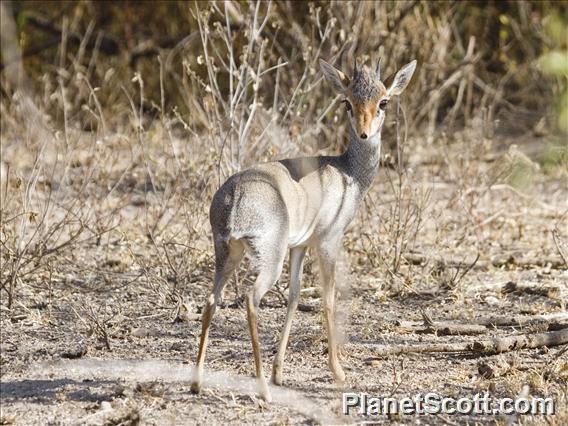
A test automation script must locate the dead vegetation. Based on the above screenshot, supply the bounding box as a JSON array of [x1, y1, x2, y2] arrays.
[[1, 1, 567, 424]]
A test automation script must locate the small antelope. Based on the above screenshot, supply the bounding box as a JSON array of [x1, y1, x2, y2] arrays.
[[191, 57, 417, 402]]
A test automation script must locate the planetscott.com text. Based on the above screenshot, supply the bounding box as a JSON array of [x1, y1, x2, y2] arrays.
[[342, 392, 555, 416]]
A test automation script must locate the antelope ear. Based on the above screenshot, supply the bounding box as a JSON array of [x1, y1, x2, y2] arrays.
[[387, 60, 417, 96], [319, 59, 350, 93]]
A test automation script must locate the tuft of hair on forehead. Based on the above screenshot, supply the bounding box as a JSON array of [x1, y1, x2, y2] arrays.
[[350, 65, 386, 102]]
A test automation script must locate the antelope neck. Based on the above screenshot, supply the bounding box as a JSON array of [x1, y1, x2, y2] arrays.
[[343, 126, 382, 191]]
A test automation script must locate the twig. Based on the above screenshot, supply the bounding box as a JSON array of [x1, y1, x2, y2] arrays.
[[24, 14, 118, 55], [552, 211, 568, 267]]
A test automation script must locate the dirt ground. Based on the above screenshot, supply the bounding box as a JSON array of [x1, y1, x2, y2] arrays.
[[1, 132, 567, 425]]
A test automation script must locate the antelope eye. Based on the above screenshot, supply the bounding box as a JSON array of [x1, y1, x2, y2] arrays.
[[379, 99, 388, 111], [342, 99, 353, 114]]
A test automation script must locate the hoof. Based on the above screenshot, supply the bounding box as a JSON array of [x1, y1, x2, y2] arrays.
[[333, 368, 346, 383], [259, 378, 272, 403], [271, 371, 283, 386], [190, 381, 201, 394]]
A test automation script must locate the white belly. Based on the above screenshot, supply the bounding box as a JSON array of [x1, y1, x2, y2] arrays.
[[284, 171, 360, 248]]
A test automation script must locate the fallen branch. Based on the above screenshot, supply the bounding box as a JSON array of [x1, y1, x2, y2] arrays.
[[417, 322, 487, 336], [364, 329, 568, 360], [501, 281, 563, 298], [547, 322, 568, 331], [416, 311, 487, 335], [394, 318, 487, 336], [471, 329, 568, 354], [364, 342, 472, 360], [404, 252, 566, 270], [393, 312, 568, 335], [495, 256, 565, 268]]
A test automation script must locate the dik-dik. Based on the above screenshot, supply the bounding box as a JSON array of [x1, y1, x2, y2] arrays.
[[191, 57, 417, 402]]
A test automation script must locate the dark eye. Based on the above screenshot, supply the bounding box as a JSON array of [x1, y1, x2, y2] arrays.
[[379, 99, 388, 111], [342, 99, 353, 114]]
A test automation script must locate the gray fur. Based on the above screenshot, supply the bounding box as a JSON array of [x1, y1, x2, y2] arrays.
[[351, 65, 381, 102]]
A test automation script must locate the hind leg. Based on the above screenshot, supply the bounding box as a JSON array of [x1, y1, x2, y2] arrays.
[[271, 246, 307, 385], [246, 238, 287, 402], [191, 238, 244, 394]]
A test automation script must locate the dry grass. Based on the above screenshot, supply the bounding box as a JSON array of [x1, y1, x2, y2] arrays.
[[1, 1, 567, 424]]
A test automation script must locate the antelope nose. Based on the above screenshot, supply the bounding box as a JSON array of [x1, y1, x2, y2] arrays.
[[360, 133, 368, 139]]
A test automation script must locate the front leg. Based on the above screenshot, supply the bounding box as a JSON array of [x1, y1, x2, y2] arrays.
[[317, 243, 346, 383]]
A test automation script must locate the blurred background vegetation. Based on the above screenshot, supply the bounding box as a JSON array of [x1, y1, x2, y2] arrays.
[[2, 1, 567, 146]]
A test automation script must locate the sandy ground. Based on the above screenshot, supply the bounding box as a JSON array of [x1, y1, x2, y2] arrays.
[[1, 135, 567, 425]]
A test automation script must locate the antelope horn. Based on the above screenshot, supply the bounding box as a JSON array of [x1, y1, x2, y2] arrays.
[[376, 57, 383, 80], [353, 57, 360, 78]]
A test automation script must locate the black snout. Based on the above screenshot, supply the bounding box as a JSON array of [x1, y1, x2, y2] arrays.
[[360, 133, 368, 139]]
